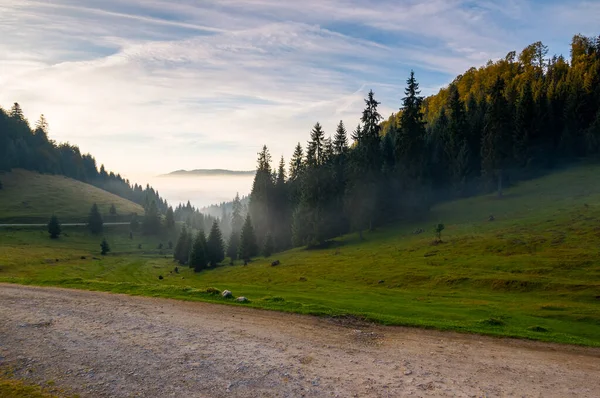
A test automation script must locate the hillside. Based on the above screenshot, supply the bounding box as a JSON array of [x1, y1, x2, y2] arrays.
[[164, 169, 255, 176], [0, 169, 144, 223], [1, 163, 600, 345]]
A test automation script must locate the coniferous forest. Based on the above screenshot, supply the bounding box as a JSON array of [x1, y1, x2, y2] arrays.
[[0, 106, 167, 213], [2, 35, 600, 261], [244, 35, 600, 253]]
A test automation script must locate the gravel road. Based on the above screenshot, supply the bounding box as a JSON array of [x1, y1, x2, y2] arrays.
[[1, 284, 599, 397]]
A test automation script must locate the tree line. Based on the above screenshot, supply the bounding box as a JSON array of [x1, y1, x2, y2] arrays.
[[236, 34, 600, 255], [0, 107, 167, 214]]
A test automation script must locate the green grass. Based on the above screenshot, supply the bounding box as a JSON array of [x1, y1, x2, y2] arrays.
[[1, 164, 600, 346], [0, 368, 72, 398], [0, 169, 144, 223]]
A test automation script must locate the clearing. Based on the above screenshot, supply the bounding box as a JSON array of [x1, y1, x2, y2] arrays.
[[1, 284, 599, 397], [1, 164, 600, 345]]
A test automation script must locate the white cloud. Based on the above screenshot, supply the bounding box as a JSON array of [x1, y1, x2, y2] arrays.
[[0, 0, 593, 180]]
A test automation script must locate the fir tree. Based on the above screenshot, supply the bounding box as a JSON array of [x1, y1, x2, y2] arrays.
[[100, 238, 110, 255], [165, 206, 175, 229], [397, 70, 426, 181], [238, 214, 258, 262], [174, 226, 192, 265], [289, 143, 305, 182], [130, 213, 139, 231], [207, 220, 225, 266], [230, 193, 244, 233], [263, 233, 274, 257], [188, 231, 207, 272], [88, 203, 103, 235], [142, 200, 161, 235], [481, 77, 512, 197], [47, 214, 61, 239], [333, 120, 349, 156], [227, 230, 240, 262]]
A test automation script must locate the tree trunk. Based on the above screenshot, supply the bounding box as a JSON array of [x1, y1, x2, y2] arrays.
[[358, 229, 363, 241], [497, 169, 503, 198]]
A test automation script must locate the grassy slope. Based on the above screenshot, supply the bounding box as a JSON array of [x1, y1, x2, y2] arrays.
[[1, 164, 600, 346], [0, 169, 144, 223]]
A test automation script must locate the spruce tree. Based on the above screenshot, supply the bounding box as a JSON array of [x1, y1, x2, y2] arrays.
[[481, 77, 512, 197], [248, 145, 274, 247], [189, 231, 207, 272], [227, 230, 240, 262], [130, 213, 139, 231], [238, 214, 258, 262], [47, 214, 61, 239], [142, 200, 161, 235], [100, 238, 110, 255], [88, 203, 103, 235], [396, 70, 426, 181], [333, 120, 349, 156], [174, 226, 191, 265], [263, 233, 274, 257], [165, 206, 175, 229], [207, 220, 225, 266], [230, 193, 244, 233]]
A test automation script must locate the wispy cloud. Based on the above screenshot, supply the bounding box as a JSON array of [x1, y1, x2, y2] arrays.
[[0, 0, 592, 177]]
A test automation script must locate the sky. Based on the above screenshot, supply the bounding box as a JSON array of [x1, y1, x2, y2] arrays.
[[1, 0, 599, 181]]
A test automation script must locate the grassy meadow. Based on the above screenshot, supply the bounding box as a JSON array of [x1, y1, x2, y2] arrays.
[[0, 169, 143, 223], [1, 164, 600, 346]]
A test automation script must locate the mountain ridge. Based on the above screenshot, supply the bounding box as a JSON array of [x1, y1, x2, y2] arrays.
[[162, 169, 255, 177]]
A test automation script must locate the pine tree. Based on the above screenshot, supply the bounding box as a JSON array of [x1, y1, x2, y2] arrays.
[[88, 203, 103, 235], [207, 220, 225, 266], [238, 214, 258, 262], [230, 193, 244, 233], [514, 80, 536, 165], [174, 226, 191, 265], [333, 120, 349, 156], [109, 204, 117, 216], [227, 230, 240, 262], [482, 77, 512, 197], [130, 213, 139, 231], [444, 84, 470, 191], [248, 145, 274, 247], [142, 200, 161, 235], [47, 214, 61, 239], [189, 231, 207, 272], [397, 70, 426, 182], [100, 238, 110, 255], [289, 143, 305, 182], [263, 233, 274, 257], [165, 206, 175, 229]]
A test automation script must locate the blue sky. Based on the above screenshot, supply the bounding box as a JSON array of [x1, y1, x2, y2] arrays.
[[1, 0, 598, 180]]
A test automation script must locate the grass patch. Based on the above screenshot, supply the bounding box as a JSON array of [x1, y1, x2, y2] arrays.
[[0, 169, 143, 223]]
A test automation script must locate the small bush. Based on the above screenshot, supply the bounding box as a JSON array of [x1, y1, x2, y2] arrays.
[[528, 325, 549, 333], [478, 317, 505, 327], [205, 287, 221, 295], [263, 296, 285, 303]]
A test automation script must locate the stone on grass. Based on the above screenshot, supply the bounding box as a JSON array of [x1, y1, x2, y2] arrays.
[[222, 290, 233, 298], [236, 297, 249, 303]]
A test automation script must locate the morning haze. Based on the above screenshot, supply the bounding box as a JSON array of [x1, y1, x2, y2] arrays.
[[0, 0, 599, 397]]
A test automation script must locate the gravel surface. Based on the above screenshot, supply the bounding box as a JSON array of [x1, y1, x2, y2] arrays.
[[1, 284, 599, 397]]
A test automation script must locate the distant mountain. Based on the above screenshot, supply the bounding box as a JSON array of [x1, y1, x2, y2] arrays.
[[163, 169, 255, 177]]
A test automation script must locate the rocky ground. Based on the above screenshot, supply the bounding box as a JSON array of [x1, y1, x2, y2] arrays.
[[1, 284, 599, 397]]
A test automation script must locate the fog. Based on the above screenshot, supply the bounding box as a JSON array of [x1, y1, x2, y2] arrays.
[[136, 174, 255, 210]]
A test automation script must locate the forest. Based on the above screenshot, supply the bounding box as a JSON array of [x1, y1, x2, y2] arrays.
[[0, 106, 167, 214], [2, 34, 599, 263], [241, 34, 600, 254]]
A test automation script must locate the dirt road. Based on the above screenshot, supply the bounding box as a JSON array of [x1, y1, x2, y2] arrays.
[[1, 284, 599, 397]]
